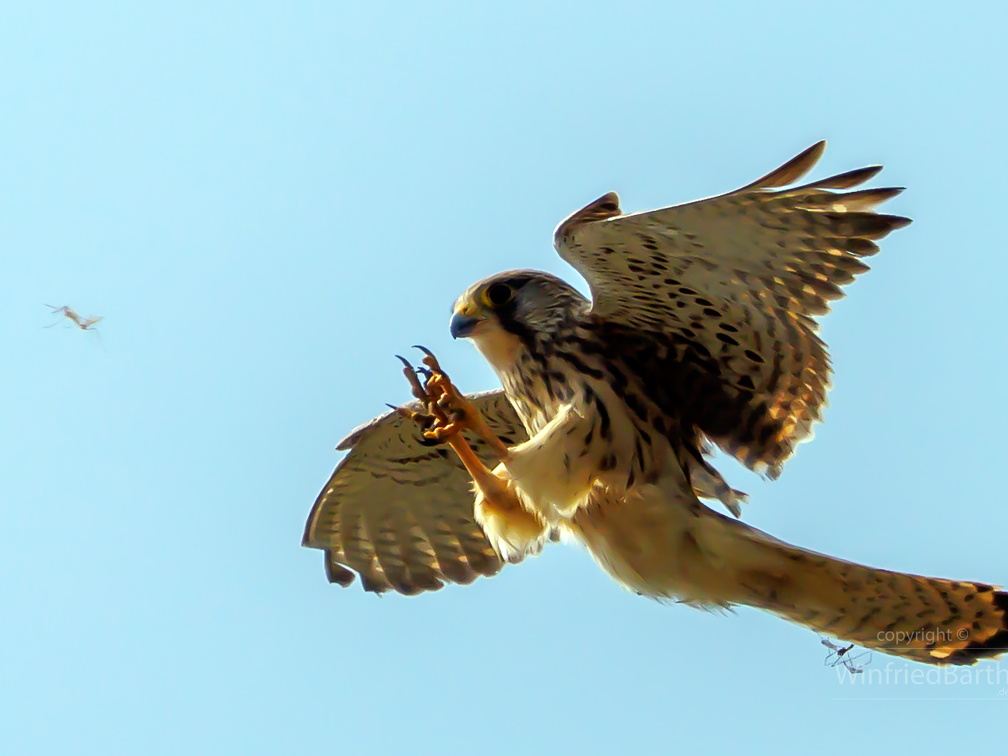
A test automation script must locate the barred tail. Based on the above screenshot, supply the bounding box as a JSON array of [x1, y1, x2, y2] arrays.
[[569, 486, 1007, 665]]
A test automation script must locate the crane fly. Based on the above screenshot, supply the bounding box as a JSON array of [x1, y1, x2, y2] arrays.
[[820, 637, 871, 675], [45, 304, 103, 331]]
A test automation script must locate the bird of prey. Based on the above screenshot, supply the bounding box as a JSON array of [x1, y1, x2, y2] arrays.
[[304, 142, 1007, 666]]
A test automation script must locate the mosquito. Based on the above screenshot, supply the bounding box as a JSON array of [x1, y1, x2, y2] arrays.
[[821, 638, 871, 675]]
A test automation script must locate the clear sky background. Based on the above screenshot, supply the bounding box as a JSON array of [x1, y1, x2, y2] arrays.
[[3, 2, 1007, 754]]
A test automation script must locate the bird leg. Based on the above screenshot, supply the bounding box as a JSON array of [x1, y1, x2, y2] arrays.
[[410, 346, 511, 461], [392, 349, 531, 526]]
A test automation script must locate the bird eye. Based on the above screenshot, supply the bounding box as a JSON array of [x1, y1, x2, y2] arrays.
[[483, 283, 514, 307]]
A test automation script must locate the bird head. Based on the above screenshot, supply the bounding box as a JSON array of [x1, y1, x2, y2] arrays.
[[450, 270, 588, 369]]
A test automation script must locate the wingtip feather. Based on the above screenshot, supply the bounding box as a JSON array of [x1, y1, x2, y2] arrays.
[[738, 140, 827, 192], [324, 554, 358, 588]]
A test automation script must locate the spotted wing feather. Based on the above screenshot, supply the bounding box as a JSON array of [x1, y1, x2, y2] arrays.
[[303, 390, 528, 594], [555, 141, 911, 477]]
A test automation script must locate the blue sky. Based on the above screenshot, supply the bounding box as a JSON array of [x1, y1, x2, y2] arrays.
[[3, 2, 1007, 753]]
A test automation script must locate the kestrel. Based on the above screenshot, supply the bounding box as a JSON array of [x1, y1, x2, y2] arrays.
[[304, 142, 1007, 665]]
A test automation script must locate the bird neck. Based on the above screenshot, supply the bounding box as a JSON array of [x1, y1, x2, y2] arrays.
[[492, 328, 583, 435]]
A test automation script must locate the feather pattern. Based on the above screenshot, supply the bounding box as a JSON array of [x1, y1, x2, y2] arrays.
[[554, 141, 911, 476], [304, 391, 526, 594]]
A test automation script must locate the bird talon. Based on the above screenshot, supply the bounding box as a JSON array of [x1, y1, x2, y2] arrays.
[[416, 434, 448, 447], [395, 355, 431, 404], [395, 349, 465, 441], [393, 346, 509, 461], [423, 420, 464, 440], [387, 402, 434, 428], [413, 345, 445, 375]]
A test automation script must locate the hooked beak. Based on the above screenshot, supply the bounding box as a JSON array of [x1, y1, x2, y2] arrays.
[[449, 311, 480, 339]]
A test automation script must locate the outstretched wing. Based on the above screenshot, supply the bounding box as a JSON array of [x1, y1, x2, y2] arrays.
[[303, 390, 528, 595], [554, 141, 911, 477]]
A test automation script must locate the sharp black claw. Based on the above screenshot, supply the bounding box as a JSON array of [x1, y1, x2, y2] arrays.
[[385, 403, 400, 412], [412, 344, 434, 358], [395, 355, 413, 369]]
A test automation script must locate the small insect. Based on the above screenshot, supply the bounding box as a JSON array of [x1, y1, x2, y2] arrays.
[[45, 304, 103, 331], [821, 637, 871, 675]]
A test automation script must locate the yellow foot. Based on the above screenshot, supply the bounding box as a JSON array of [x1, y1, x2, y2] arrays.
[[393, 346, 511, 459], [390, 347, 525, 525]]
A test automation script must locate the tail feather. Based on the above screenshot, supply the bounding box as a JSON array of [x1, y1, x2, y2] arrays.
[[568, 485, 1007, 666], [731, 533, 1008, 665]]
